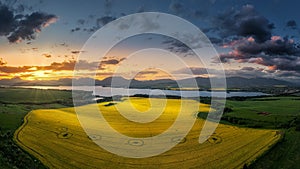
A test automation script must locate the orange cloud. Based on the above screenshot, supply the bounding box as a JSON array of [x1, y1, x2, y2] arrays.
[[0, 66, 33, 73], [0, 58, 7, 66], [42, 53, 52, 58]]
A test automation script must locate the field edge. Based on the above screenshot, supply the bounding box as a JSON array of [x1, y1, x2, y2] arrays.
[[13, 111, 51, 169]]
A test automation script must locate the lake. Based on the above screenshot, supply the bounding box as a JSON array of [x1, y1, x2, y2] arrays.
[[15, 86, 270, 98]]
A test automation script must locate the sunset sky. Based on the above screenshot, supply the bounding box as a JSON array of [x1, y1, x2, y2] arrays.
[[0, 0, 299, 83]]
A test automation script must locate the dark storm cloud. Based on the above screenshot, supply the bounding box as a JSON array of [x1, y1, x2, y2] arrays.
[[0, 5, 15, 36], [0, 3, 57, 43], [208, 37, 223, 44], [276, 71, 300, 78], [211, 5, 274, 43], [238, 37, 300, 56], [286, 20, 297, 29], [220, 36, 300, 72]]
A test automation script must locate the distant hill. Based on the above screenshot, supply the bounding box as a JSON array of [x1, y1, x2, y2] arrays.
[[0, 76, 298, 89], [225, 77, 296, 88]]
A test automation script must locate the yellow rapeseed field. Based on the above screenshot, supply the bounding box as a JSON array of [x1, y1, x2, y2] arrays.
[[14, 97, 281, 169]]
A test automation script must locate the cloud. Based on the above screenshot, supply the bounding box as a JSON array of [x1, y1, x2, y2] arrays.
[[101, 59, 119, 65], [71, 27, 80, 32], [163, 38, 191, 54], [162, 35, 206, 57], [210, 5, 274, 43], [0, 4, 57, 43], [225, 67, 268, 78], [42, 60, 75, 71], [60, 42, 68, 47], [240, 66, 255, 71], [286, 20, 297, 29], [8, 12, 58, 43], [220, 36, 300, 72], [137, 70, 159, 75], [0, 60, 101, 73], [0, 5, 15, 36], [0, 65, 32, 73], [173, 67, 208, 75], [0, 58, 7, 66], [276, 70, 300, 78], [169, 2, 184, 15], [208, 37, 223, 44], [96, 16, 116, 27], [73, 60, 99, 70], [100, 57, 126, 66], [77, 19, 85, 25], [39, 60, 101, 71], [42, 53, 51, 58], [71, 50, 84, 54]]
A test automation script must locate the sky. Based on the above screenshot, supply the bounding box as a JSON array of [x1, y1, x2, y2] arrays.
[[0, 0, 299, 83]]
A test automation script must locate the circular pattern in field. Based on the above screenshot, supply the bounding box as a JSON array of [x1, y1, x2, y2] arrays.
[[208, 135, 222, 144], [89, 134, 101, 141], [128, 139, 144, 146], [57, 132, 73, 139], [171, 136, 187, 144]]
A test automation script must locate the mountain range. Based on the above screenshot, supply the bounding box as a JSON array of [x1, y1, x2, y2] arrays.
[[0, 76, 298, 89]]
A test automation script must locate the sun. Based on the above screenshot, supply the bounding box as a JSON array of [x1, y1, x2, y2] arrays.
[[33, 71, 47, 80]]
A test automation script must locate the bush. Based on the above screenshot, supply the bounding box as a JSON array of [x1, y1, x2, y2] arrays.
[[295, 116, 300, 131], [223, 107, 233, 114]]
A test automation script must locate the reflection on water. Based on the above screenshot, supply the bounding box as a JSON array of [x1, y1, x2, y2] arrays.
[[15, 86, 270, 98]]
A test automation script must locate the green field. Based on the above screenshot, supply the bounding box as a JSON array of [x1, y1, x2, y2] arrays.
[[223, 97, 300, 129], [220, 96, 300, 168], [14, 98, 280, 169]]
